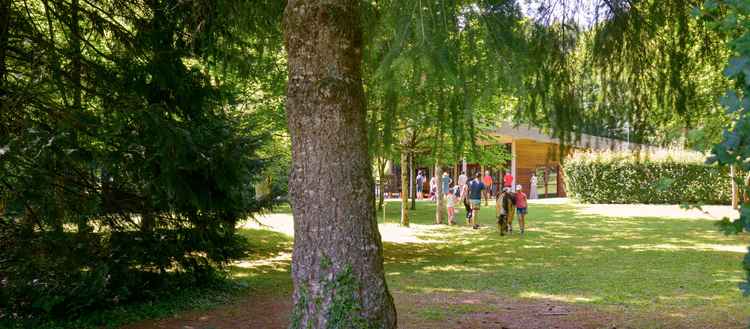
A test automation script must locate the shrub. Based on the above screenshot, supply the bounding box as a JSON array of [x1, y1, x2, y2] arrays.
[[563, 150, 731, 204]]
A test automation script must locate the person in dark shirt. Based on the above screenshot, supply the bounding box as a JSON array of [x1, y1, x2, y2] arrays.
[[416, 171, 425, 199], [495, 187, 516, 235], [468, 172, 485, 228]]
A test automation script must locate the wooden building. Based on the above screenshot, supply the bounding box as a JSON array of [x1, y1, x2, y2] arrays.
[[383, 123, 646, 198], [482, 123, 648, 198]]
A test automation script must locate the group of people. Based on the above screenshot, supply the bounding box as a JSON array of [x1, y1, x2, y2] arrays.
[[416, 170, 529, 234]]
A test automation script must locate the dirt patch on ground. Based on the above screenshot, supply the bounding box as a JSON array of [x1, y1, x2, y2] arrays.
[[395, 292, 622, 329], [120, 292, 291, 329], [120, 291, 632, 329], [121, 290, 747, 329]]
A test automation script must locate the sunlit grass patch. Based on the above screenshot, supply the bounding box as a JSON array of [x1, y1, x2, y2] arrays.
[[374, 200, 750, 325]]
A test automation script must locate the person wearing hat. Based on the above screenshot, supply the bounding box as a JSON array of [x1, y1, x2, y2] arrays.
[[515, 184, 528, 234], [441, 172, 452, 197]]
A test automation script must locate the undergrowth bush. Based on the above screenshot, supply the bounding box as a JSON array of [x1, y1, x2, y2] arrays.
[[564, 150, 731, 204]]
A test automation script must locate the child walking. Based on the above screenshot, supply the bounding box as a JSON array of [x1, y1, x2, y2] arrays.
[[447, 186, 457, 225], [515, 184, 528, 234]]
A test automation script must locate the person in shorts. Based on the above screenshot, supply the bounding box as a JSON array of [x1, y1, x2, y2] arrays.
[[460, 182, 471, 222], [468, 172, 485, 228], [515, 184, 528, 234]]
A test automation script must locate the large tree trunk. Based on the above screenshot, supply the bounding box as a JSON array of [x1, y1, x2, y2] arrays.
[[283, 1, 397, 328], [400, 149, 409, 227]]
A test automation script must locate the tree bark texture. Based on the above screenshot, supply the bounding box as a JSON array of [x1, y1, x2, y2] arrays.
[[283, 1, 397, 328], [400, 149, 409, 227]]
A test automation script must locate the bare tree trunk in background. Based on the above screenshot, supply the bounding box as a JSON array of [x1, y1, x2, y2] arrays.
[[0, 0, 8, 88], [0, 0, 9, 216], [453, 160, 458, 187], [435, 162, 445, 224], [377, 157, 386, 211], [731, 165, 739, 210], [284, 1, 397, 327], [400, 149, 409, 227], [409, 152, 416, 210], [71, 0, 90, 234]]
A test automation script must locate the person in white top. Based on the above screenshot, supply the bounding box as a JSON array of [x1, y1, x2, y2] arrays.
[[530, 173, 539, 199], [458, 171, 468, 188], [429, 175, 438, 201]]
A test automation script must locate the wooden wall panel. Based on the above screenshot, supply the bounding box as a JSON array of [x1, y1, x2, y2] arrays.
[[515, 139, 561, 196]]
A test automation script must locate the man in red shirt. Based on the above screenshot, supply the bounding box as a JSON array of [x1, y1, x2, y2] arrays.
[[503, 171, 514, 188], [482, 170, 493, 206]]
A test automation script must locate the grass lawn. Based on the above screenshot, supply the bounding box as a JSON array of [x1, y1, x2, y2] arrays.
[[235, 200, 750, 328], [374, 201, 750, 327], [24, 199, 750, 328]]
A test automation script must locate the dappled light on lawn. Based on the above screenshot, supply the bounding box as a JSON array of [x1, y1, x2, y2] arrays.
[[575, 203, 738, 220], [618, 243, 746, 253], [219, 200, 750, 328], [520, 292, 601, 303]]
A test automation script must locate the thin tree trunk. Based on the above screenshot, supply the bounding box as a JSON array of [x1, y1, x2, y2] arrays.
[[731, 165, 739, 210], [0, 0, 9, 87], [284, 1, 397, 327], [400, 149, 409, 227], [0, 0, 9, 217], [409, 151, 416, 210], [435, 162, 445, 224], [453, 160, 458, 187], [377, 157, 386, 210], [71, 0, 89, 234], [71, 0, 81, 111]]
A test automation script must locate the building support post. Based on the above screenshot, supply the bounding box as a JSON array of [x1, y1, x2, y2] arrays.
[[511, 140, 517, 188]]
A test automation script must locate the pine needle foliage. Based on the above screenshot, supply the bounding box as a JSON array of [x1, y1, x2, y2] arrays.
[[0, 0, 284, 322]]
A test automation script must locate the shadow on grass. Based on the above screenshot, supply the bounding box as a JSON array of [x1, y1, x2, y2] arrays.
[[376, 201, 749, 322]]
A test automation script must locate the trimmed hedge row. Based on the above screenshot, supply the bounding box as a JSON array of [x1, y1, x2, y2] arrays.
[[563, 154, 731, 204]]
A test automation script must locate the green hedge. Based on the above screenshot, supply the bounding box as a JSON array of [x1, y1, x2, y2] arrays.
[[563, 153, 731, 204]]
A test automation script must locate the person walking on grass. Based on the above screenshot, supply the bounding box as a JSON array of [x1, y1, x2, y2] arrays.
[[447, 186, 457, 225], [495, 187, 516, 235], [458, 171, 468, 189], [416, 171, 425, 200], [483, 170, 493, 206], [468, 172, 485, 229], [441, 172, 452, 197], [515, 184, 528, 234], [503, 170, 514, 188]]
